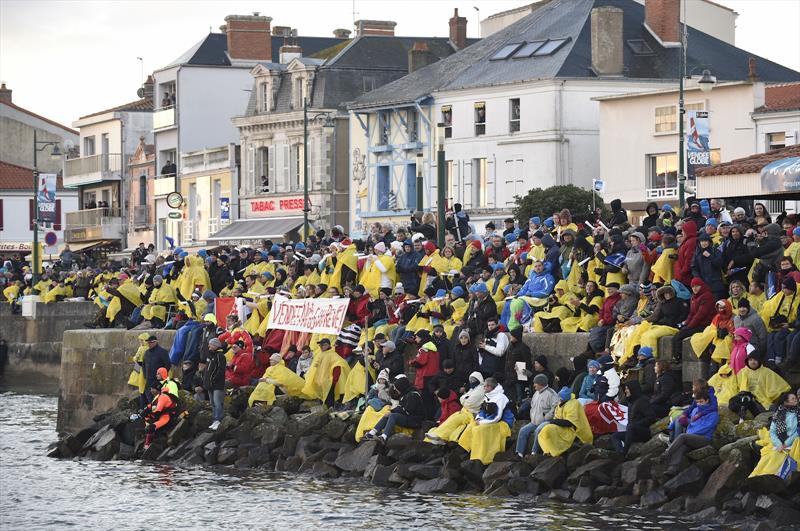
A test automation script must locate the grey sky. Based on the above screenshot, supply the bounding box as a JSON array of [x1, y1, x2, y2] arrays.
[[1, 0, 798, 128]]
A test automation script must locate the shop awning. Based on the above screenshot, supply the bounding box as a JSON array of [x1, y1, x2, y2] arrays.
[[206, 217, 304, 245], [66, 240, 115, 252]]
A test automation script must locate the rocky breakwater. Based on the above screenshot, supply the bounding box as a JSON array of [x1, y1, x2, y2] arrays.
[[49, 390, 800, 530]]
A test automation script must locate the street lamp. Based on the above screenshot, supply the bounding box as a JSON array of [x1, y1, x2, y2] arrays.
[[415, 152, 424, 211], [32, 130, 62, 285], [303, 97, 335, 241], [697, 69, 717, 93], [436, 122, 446, 248]]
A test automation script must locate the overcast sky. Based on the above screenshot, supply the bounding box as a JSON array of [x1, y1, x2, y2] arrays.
[[1, 0, 798, 128]]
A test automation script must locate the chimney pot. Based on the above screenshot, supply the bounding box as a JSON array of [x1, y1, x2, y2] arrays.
[[280, 44, 303, 64], [143, 75, 155, 98], [591, 6, 624, 76], [333, 28, 352, 39], [748, 57, 758, 81], [0, 82, 11, 104], [225, 14, 273, 61], [645, 0, 680, 45], [409, 41, 438, 73], [449, 8, 468, 50], [355, 20, 396, 37]]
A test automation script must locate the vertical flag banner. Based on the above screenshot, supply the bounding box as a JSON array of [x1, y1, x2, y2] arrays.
[[220, 198, 230, 220], [686, 111, 711, 179], [37, 173, 57, 223]]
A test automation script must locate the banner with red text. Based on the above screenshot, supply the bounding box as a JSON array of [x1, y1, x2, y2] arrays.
[[267, 295, 349, 335]]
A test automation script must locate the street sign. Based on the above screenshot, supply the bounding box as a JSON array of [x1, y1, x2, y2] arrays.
[[44, 231, 58, 246], [168, 212, 182, 219]]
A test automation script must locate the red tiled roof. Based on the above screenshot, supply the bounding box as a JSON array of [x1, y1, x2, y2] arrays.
[[0, 100, 78, 135], [697, 145, 800, 177], [756, 82, 800, 113], [78, 98, 153, 120], [0, 160, 67, 190]]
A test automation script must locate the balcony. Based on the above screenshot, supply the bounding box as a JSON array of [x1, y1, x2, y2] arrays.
[[64, 207, 125, 243], [154, 174, 176, 197], [133, 205, 150, 228], [154, 106, 175, 129], [63, 153, 122, 188], [645, 186, 678, 200]]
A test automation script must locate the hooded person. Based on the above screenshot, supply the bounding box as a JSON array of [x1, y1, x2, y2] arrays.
[[729, 327, 757, 375], [674, 220, 698, 287], [692, 233, 726, 300], [578, 360, 602, 403], [426, 371, 486, 444], [535, 387, 593, 456], [457, 377, 514, 464], [436, 387, 460, 425], [708, 363, 740, 408], [248, 353, 309, 406], [748, 391, 800, 479], [362, 242, 397, 298], [664, 388, 720, 476], [611, 381, 654, 455], [671, 277, 717, 362], [733, 298, 768, 353], [730, 351, 791, 421], [128, 332, 152, 404], [417, 241, 448, 297], [301, 338, 351, 406], [689, 299, 736, 365]]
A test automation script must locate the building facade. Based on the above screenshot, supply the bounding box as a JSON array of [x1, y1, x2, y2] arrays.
[[126, 137, 156, 247]]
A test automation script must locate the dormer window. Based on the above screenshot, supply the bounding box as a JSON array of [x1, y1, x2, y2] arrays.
[[294, 76, 307, 109], [259, 81, 271, 112]]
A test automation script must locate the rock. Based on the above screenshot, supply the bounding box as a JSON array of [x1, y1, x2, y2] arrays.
[[769, 504, 800, 526], [640, 488, 669, 509], [744, 474, 788, 495], [620, 457, 651, 485], [412, 477, 459, 494], [649, 416, 670, 436], [506, 477, 540, 496], [371, 465, 400, 487], [190, 431, 216, 450], [282, 455, 302, 472], [251, 422, 283, 448], [273, 396, 303, 415], [248, 446, 272, 467], [606, 494, 640, 507], [689, 448, 750, 509], [227, 424, 257, 445], [216, 446, 238, 465], [203, 441, 218, 465], [294, 435, 321, 461], [219, 438, 239, 448], [594, 485, 627, 498], [686, 445, 717, 461], [694, 455, 722, 475], [191, 410, 213, 435], [334, 441, 378, 473], [689, 506, 720, 521], [482, 461, 517, 484], [287, 411, 329, 437], [322, 418, 348, 440], [661, 495, 687, 513], [266, 406, 290, 428], [460, 459, 487, 486], [531, 456, 567, 490], [117, 443, 134, 460], [408, 464, 441, 480], [547, 489, 571, 501], [567, 459, 615, 486], [215, 415, 238, 436], [572, 485, 595, 503], [663, 465, 706, 498], [81, 425, 114, 452], [584, 448, 621, 463], [638, 436, 668, 458], [719, 436, 758, 465], [566, 445, 592, 471], [310, 462, 339, 478], [740, 491, 759, 514]]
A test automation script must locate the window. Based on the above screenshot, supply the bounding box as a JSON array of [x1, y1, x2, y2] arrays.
[[474, 102, 486, 137], [509, 98, 520, 133], [212, 179, 221, 220], [473, 158, 488, 207], [407, 109, 418, 142], [83, 136, 96, 156], [445, 160, 455, 201], [647, 153, 678, 192], [533, 38, 570, 56], [139, 176, 147, 206], [513, 41, 546, 59], [363, 77, 375, 92], [378, 111, 390, 145], [294, 77, 305, 109], [406, 164, 417, 210], [767, 132, 786, 151], [490, 43, 524, 61], [101, 133, 109, 155], [441, 106, 452, 138], [260, 81, 270, 112], [159, 82, 176, 108], [258, 147, 269, 192], [377, 166, 390, 210], [291, 144, 303, 191], [654, 105, 677, 133], [627, 39, 654, 55]]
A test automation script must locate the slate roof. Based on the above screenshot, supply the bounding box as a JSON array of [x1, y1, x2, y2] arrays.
[[350, 0, 799, 109], [756, 82, 800, 113], [697, 145, 800, 177], [0, 160, 67, 190], [0, 100, 78, 135], [78, 98, 153, 120], [164, 32, 345, 68]]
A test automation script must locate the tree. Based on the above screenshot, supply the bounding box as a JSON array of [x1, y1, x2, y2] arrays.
[[513, 185, 608, 225]]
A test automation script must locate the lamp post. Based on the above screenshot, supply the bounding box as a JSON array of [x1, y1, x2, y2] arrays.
[[436, 122, 446, 248], [415, 152, 424, 211], [32, 130, 62, 285]]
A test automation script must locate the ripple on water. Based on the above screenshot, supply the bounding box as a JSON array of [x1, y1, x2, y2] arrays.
[[0, 391, 714, 530]]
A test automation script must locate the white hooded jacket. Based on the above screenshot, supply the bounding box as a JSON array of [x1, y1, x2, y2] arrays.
[[460, 371, 486, 414]]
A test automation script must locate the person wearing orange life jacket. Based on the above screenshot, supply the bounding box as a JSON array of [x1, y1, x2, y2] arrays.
[[141, 367, 179, 449]]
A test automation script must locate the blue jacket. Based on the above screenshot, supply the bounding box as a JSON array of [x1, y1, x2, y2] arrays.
[[518, 262, 555, 298], [579, 373, 597, 400], [541, 235, 560, 278], [396, 250, 423, 294], [691, 245, 725, 295], [770, 410, 798, 447]]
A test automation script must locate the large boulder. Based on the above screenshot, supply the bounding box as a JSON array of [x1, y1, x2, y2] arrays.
[[620, 457, 652, 486], [743, 474, 788, 495], [412, 477, 459, 494], [663, 464, 706, 498], [640, 488, 669, 509], [567, 459, 615, 486], [287, 411, 329, 436], [531, 456, 567, 490], [334, 441, 378, 473], [687, 448, 751, 510]]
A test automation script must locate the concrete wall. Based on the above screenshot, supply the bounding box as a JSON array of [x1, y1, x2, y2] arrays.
[[58, 329, 176, 433], [0, 302, 96, 387], [0, 103, 78, 175]]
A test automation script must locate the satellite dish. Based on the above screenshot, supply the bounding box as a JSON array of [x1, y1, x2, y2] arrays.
[[137, 87, 145, 98]]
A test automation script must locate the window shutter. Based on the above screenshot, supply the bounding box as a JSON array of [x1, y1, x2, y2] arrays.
[[29, 199, 35, 230], [54, 200, 62, 231], [0, 199, 3, 231], [268, 145, 275, 185]]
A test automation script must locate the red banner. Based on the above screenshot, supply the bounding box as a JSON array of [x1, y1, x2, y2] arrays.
[[215, 297, 236, 326]]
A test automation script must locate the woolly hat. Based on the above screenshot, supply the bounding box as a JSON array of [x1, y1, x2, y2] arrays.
[[597, 354, 614, 370], [738, 298, 750, 309], [637, 346, 654, 359], [451, 285, 465, 298], [544, 217, 555, 228], [705, 218, 718, 228], [558, 387, 572, 401], [629, 231, 645, 243], [530, 216, 541, 225], [587, 360, 601, 370], [471, 282, 488, 294], [492, 263, 505, 272], [533, 374, 549, 387], [395, 282, 405, 294], [509, 327, 523, 340], [382, 340, 396, 352], [640, 282, 653, 294], [208, 338, 223, 350], [690, 278, 705, 287], [782, 277, 797, 292], [424, 241, 437, 254], [374, 242, 387, 254]]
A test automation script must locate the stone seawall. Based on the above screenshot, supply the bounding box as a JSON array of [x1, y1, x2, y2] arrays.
[[1, 302, 97, 386], [57, 329, 176, 433]]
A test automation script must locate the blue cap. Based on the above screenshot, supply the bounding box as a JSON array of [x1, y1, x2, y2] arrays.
[[793, 227, 800, 237], [295, 242, 306, 251], [531, 216, 541, 225], [505, 233, 516, 244], [451, 286, 465, 298], [638, 346, 653, 359], [174, 247, 184, 255], [662, 204, 673, 212], [705, 218, 718, 228], [544, 217, 555, 228], [198, 249, 207, 258], [404, 239, 413, 246], [471, 283, 488, 294], [434, 289, 447, 299], [588, 360, 601, 370], [259, 251, 268, 258], [261, 271, 274, 279], [179, 251, 188, 258], [520, 252, 528, 261], [558, 387, 572, 401], [271, 244, 281, 253], [492, 263, 505, 272]]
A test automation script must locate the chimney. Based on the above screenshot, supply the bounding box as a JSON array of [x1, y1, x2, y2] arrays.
[[748, 57, 759, 82], [591, 6, 624, 76], [273, 26, 292, 37], [355, 20, 396, 37], [143, 75, 155, 98], [0, 82, 11, 104], [408, 41, 438, 73], [333, 28, 352, 39], [280, 43, 303, 64], [225, 13, 272, 61], [644, 0, 680, 45], [449, 8, 468, 50]]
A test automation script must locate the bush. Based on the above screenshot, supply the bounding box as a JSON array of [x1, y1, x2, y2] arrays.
[[513, 185, 608, 225]]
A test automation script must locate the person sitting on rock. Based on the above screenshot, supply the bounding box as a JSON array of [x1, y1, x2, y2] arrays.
[[584, 376, 627, 436], [139, 376, 180, 450], [664, 388, 719, 477], [748, 391, 799, 479], [578, 360, 601, 404], [248, 353, 308, 407], [457, 377, 514, 464], [650, 360, 680, 418], [535, 386, 593, 456], [363, 375, 424, 442], [365, 369, 394, 411], [515, 374, 559, 456], [611, 381, 654, 455], [225, 340, 254, 388], [729, 351, 791, 423], [436, 387, 460, 425], [425, 372, 485, 445]]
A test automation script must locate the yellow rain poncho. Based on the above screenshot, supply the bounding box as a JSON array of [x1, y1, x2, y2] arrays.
[[458, 420, 511, 465], [343, 360, 377, 403], [361, 254, 397, 299], [141, 282, 178, 322], [651, 247, 677, 284], [748, 291, 766, 313], [537, 396, 593, 457], [354, 405, 414, 442], [43, 284, 66, 304], [560, 293, 603, 333], [760, 291, 800, 332], [708, 364, 739, 407], [486, 274, 510, 313], [748, 426, 800, 478], [244, 298, 269, 336], [179, 256, 211, 299], [322, 245, 358, 292], [244, 259, 271, 278], [785, 241, 800, 266], [426, 408, 475, 443], [126, 332, 150, 394], [106, 281, 143, 323], [417, 250, 448, 297], [736, 365, 791, 410], [248, 360, 308, 406], [690, 324, 733, 363], [3, 283, 20, 304], [301, 347, 351, 402]]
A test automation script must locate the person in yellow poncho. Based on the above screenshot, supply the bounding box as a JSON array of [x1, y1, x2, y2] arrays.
[[141, 274, 177, 327], [457, 378, 513, 465], [362, 375, 424, 442], [485, 263, 510, 314], [301, 337, 351, 406], [417, 241, 448, 297], [748, 281, 766, 313], [536, 387, 593, 456], [440, 245, 463, 286], [243, 251, 270, 278], [532, 280, 574, 333], [43, 280, 67, 303], [558, 281, 604, 333], [426, 371, 485, 444], [321, 242, 358, 293], [748, 391, 799, 479], [708, 363, 739, 407], [3, 280, 22, 305], [106, 277, 143, 326], [651, 235, 678, 284], [760, 279, 800, 333], [786, 227, 800, 265], [361, 242, 397, 299], [728, 353, 791, 422], [248, 353, 309, 407], [127, 332, 151, 406], [178, 255, 211, 299]]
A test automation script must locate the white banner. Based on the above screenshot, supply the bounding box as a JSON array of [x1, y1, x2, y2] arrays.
[[267, 295, 349, 335]]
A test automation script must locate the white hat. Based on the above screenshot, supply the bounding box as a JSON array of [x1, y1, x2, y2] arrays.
[[411, 233, 425, 242], [374, 242, 386, 254]]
